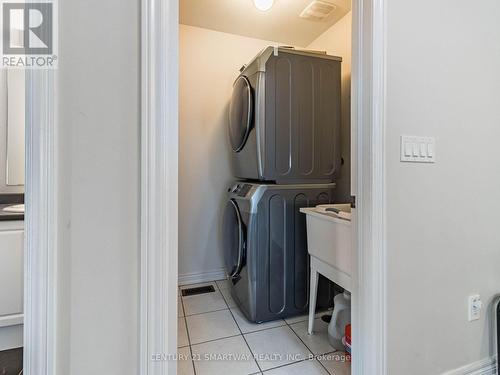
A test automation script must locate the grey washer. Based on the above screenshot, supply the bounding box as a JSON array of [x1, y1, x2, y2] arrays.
[[223, 182, 337, 323], [229, 47, 342, 184]]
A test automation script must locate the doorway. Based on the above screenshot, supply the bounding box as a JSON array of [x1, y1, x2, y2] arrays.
[[177, 2, 352, 374], [140, 0, 387, 374], [0, 68, 58, 375], [0, 68, 25, 375]]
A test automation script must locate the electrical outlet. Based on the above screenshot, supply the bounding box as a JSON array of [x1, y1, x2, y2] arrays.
[[468, 295, 482, 321]]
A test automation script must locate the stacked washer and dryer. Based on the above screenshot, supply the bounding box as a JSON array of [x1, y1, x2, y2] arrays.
[[223, 46, 343, 323]]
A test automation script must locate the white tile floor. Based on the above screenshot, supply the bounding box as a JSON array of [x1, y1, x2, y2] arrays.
[[178, 280, 351, 375]]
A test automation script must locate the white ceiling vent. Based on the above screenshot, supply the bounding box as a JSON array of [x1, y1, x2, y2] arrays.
[[299, 0, 337, 21]]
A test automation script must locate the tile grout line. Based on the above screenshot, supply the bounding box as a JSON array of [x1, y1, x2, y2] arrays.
[[220, 282, 263, 374], [180, 293, 197, 375], [228, 308, 264, 374], [183, 306, 229, 318], [219, 281, 328, 374], [225, 305, 315, 373], [283, 314, 335, 375], [255, 322, 313, 373], [316, 350, 352, 373], [180, 281, 228, 317], [260, 358, 310, 373], [261, 349, 352, 375], [227, 315, 288, 335], [284, 317, 351, 374], [190, 332, 243, 347], [179, 280, 225, 375], [181, 281, 345, 374], [188, 321, 298, 347]]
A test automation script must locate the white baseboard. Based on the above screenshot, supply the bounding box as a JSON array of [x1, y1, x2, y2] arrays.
[[442, 357, 496, 375], [178, 268, 227, 286]]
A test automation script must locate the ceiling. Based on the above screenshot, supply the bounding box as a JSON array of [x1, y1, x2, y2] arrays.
[[180, 0, 352, 47]]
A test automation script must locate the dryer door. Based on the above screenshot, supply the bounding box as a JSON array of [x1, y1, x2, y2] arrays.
[[229, 75, 253, 152], [223, 199, 246, 278]]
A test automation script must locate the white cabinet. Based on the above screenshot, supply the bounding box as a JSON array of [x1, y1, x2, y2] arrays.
[[0, 228, 23, 316], [0, 221, 24, 350]]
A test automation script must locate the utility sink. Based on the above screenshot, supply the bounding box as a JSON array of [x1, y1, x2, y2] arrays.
[[300, 204, 352, 290]]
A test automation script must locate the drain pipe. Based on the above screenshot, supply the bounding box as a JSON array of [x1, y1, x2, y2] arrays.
[[493, 295, 500, 371]]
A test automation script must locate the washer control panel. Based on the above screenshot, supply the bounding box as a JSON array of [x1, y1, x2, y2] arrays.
[[229, 183, 253, 197]]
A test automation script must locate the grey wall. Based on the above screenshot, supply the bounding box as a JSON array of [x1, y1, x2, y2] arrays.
[[307, 12, 352, 203], [179, 25, 280, 282], [57, 0, 140, 373], [385, 0, 500, 373]]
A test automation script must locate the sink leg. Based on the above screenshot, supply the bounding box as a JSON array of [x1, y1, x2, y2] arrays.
[[308, 268, 319, 335]]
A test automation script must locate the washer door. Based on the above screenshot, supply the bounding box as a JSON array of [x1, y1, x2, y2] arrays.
[[223, 199, 246, 278], [229, 75, 253, 152]]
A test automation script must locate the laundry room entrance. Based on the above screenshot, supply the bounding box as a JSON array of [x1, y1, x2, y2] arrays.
[[177, 1, 354, 374]]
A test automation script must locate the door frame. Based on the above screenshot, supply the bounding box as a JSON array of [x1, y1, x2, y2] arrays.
[[139, 1, 387, 375], [351, 0, 388, 374], [140, 0, 179, 374], [24, 69, 58, 374]]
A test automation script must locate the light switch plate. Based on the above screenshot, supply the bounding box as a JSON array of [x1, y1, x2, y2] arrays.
[[401, 136, 436, 163]]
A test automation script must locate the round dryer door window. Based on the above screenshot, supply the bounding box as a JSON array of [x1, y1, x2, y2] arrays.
[[223, 199, 245, 278], [229, 75, 253, 152]]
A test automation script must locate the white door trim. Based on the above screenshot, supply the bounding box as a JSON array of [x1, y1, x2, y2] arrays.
[[24, 70, 58, 374], [140, 0, 387, 374], [140, 0, 179, 374], [351, 0, 387, 374]]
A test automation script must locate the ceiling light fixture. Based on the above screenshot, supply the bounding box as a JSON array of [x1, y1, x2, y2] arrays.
[[253, 0, 274, 12]]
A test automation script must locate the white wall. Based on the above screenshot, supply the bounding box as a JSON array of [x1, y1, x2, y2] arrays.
[[178, 25, 280, 282], [385, 1, 500, 373], [0, 70, 24, 194], [307, 12, 352, 203], [6, 70, 25, 187], [57, 0, 140, 373]]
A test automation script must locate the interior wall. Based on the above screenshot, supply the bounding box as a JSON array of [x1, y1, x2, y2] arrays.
[[0, 71, 24, 195], [307, 12, 352, 203], [385, 0, 500, 373], [58, 0, 140, 373], [178, 24, 280, 282]]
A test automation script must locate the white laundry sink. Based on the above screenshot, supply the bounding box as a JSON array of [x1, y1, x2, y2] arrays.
[[300, 204, 352, 290]]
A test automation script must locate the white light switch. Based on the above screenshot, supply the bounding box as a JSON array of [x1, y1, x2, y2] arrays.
[[400, 136, 436, 163], [412, 143, 419, 157], [427, 143, 434, 158], [419, 143, 426, 157], [404, 143, 412, 157]]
